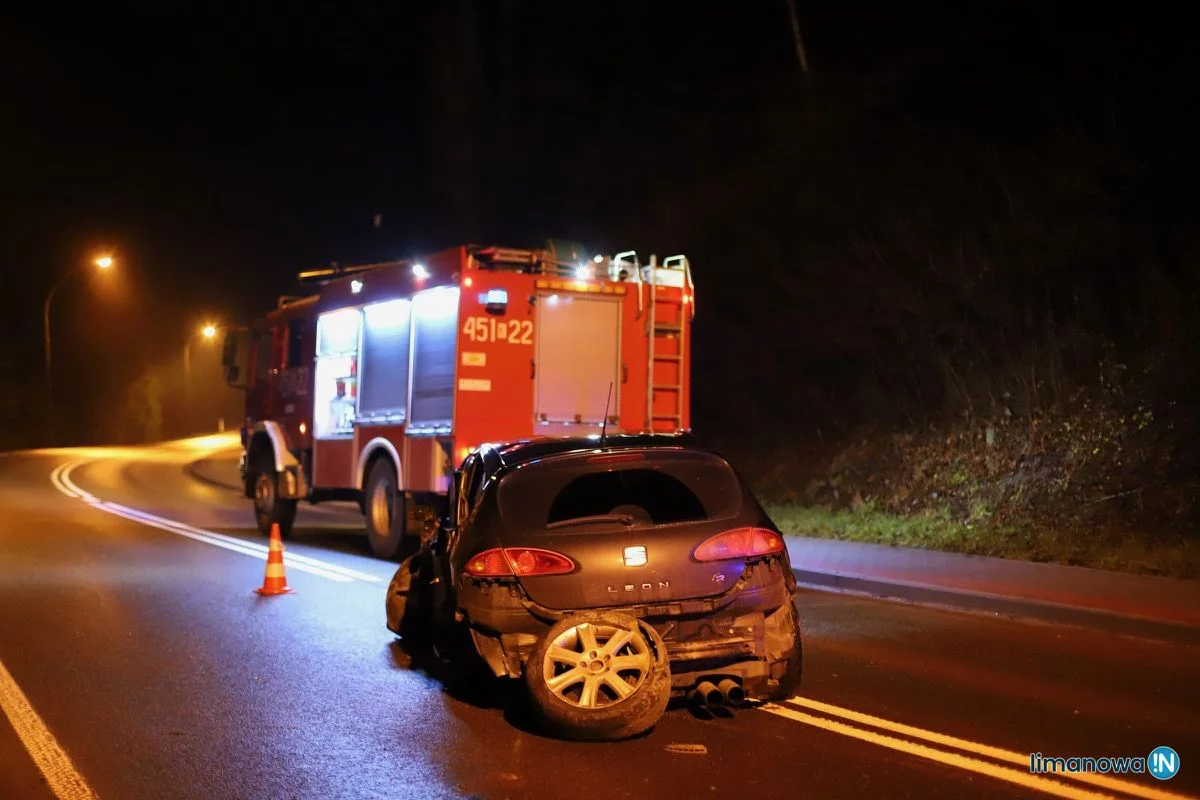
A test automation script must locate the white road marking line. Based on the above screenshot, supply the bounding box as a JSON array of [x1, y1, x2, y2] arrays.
[[57, 461, 100, 504], [0, 657, 99, 800], [112, 504, 384, 583], [51, 460, 386, 584], [94, 502, 352, 582], [780, 696, 1194, 800], [760, 703, 1115, 800], [49, 463, 79, 500]]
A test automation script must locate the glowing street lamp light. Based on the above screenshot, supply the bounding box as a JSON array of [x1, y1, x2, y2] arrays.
[[183, 322, 221, 416], [44, 253, 116, 443]]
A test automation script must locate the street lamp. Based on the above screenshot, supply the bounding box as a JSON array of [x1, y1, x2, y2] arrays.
[[183, 322, 220, 420], [43, 254, 115, 443]]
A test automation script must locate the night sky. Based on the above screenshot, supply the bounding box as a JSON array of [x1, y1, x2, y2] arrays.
[[2, 2, 1195, 446]]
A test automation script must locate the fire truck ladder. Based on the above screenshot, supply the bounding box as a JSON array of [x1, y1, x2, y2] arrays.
[[644, 254, 693, 432]]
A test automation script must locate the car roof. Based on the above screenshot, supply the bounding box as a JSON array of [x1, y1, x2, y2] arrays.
[[482, 432, 715, 470]]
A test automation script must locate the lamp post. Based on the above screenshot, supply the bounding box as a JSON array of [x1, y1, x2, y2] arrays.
[[183, 323, 219, 429], [44, 255, 114, 443]]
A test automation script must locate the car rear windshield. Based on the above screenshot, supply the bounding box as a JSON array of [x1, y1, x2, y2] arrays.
[[497, 449, 743, 533]]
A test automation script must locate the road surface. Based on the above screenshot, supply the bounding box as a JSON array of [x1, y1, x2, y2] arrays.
[[1, 439, 1197, 800]]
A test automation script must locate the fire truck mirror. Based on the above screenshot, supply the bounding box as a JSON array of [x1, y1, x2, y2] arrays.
[[286, 319, 305, 368], [221, 329, 253, 390], [221, 331, 238, 367]]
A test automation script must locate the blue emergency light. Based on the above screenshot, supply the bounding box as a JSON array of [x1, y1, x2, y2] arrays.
[[483, 288, 508, 314]]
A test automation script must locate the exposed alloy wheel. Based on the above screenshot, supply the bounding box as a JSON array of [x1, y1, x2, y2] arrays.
[[365, 459, 406, 560], [525, 612, 671, 741], [252, 457, 296, 538]]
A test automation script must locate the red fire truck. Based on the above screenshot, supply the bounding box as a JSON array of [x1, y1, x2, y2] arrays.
[[221, 241, 695, 559]]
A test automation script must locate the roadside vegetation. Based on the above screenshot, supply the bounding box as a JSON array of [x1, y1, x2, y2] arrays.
[[740, 391, 1199, 579]]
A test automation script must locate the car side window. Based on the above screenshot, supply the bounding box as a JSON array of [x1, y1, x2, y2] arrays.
[[464, 460, 486, 513], [456, 455, 479, 526]]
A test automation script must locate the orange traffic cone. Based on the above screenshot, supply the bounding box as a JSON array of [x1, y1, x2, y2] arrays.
[[255, 523, 292, 596]]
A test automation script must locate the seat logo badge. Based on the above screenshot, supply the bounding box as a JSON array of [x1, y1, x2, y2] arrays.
[[623, 545, 648, 567], [712, 573, 726, 583]]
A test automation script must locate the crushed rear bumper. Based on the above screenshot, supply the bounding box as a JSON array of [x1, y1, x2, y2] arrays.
[[455, 556, 800, 699]]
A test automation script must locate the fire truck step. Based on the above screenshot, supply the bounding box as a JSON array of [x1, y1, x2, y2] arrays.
[[653, 354, 682, 361], [653, 324, 683, 334], [652, 384, 682, 392]]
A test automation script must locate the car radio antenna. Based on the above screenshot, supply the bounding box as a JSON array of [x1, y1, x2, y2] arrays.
[[600, 381, 613, 449]]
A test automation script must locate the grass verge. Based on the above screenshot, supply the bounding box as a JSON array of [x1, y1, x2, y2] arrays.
[[763, 501, 1200, 579]]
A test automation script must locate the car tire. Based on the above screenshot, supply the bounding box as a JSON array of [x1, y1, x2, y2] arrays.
[[252, 454, 296, 538], [525, 612, 671, 741], [765, 599, 803, 701], [365, 459, 406, 560]]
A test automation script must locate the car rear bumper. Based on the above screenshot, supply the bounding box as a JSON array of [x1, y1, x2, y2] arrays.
[[456, 556, 799, 699]]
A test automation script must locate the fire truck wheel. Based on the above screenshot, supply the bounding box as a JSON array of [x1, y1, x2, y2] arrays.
[[252, 459, 296, 538], [365, 458, 406, 560]]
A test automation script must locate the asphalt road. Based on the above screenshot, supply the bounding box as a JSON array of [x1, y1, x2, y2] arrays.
[[1, 441, 1198, 800]]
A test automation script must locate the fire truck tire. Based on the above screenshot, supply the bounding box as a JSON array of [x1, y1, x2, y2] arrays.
[[252, 457, 296, 538], [365, 458, 406, 560]]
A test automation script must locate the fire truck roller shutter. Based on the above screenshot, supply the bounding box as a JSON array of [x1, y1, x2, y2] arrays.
[[409, 286, 460, 432], [359, 298, 412, 421]]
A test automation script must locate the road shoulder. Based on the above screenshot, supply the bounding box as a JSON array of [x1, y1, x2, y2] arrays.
[[788, 536, 1200, 644]]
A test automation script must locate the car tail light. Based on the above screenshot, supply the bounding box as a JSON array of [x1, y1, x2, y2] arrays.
[[693, 527, 785, 562], [464, 547, 576, 577], [464, 548, 510, 577]]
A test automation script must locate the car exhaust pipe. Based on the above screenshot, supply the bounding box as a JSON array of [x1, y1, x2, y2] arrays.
[[717, 678, 745, 706], [691, 680, 723, 707]]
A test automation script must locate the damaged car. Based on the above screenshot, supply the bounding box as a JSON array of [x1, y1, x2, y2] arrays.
[[386, 434, 802, 740]]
